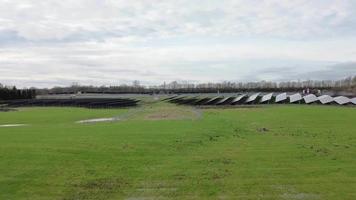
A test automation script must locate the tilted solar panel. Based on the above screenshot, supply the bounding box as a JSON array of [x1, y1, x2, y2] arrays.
[[275, 93, 287, 103], [245, 93, 260, 103], [289, 93, 302, 103], [318, 95, 334, 104], [334, 96, 350, 105], [351, 98, 356, 105], [260, 93, 273, 103], [231, 94, 246, 104], [303, 94, 318, 104], [216, 97, 231, 105]]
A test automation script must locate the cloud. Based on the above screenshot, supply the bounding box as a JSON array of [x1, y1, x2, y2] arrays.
[[1, 0, 356, 42], [0, 0, 356, 87], [296, 62, 356, 80]]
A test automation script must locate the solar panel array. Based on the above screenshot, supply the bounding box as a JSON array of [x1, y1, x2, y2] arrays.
[[1, 98, 139, 108], [165, 93, 356, 106]]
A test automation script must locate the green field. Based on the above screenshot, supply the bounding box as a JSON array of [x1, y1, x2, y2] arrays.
[[0, 102, 356, 199]]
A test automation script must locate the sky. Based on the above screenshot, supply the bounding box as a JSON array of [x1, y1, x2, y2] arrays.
[[0, 0, 356, 88]]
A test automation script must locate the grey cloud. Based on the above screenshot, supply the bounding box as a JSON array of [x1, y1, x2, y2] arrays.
[[250, 62, 356, 81], [297, 62, 356, 80], [0, 30, 27, 46]]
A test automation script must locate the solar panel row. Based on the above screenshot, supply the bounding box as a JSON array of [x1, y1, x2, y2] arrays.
[[0, 98, 139, 108], [167, 93, 356, 106]]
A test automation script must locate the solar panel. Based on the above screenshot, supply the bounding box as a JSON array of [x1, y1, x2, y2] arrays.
[[351, 98, 356, 105], [231, 94, 246, 104], [303, 94, 318, 104], [203, 96, 222, 105], [334, 96, 350, 105], [216, 97, 231, 105], [179, 96, 200, 105], [275, 93, 287, 103], [169, 96, 186, 103], [318, 95, 334, 104], [162, 96, 178, 101], [260, 93, 273, 103], [194, 97, 211, 105], [289, 93, 302, 103], [245, 93, 260, 103]]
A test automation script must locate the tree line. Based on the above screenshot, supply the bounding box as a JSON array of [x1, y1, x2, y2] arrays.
[[0, 84, 36, 100], [34, 76, 356, 95], [2, 76, 355, 98]]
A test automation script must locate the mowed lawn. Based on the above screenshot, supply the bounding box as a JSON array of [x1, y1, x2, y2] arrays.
[[0, 104, 356, 199]]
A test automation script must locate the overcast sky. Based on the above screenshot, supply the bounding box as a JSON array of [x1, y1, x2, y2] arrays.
[[1, 0, 356, 88]]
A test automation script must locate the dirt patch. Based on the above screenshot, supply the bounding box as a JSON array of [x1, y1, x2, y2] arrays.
[[0, 124, 28, 127], [257, 127, 269, 133], [145, 112, 185, 120], [0, 108, 16, 112], [281, 193, 320, 200], [273, 185, 320, 200], [126, 181, 177, 200], [63, 178, 129, 200], [125, 197, 157, 200]]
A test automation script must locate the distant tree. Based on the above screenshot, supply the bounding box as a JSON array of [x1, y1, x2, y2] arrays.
[[0, 84, 36, 100], [352, 76, 356, 87], [132, 80, 140, 87]]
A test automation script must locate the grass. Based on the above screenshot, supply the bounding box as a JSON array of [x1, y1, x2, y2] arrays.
[[0, 102, 356, 199]]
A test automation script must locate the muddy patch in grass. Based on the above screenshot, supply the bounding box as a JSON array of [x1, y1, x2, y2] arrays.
[[281, 193, 320, 200], [257, 127, 269, 133], [0, 107, 17, 112], [145, 112, 183, 120], [201, 169, 232, 180], [127, 181, 177, 200], [273, 185, 320, 200], [63, 177, 129, 200]]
